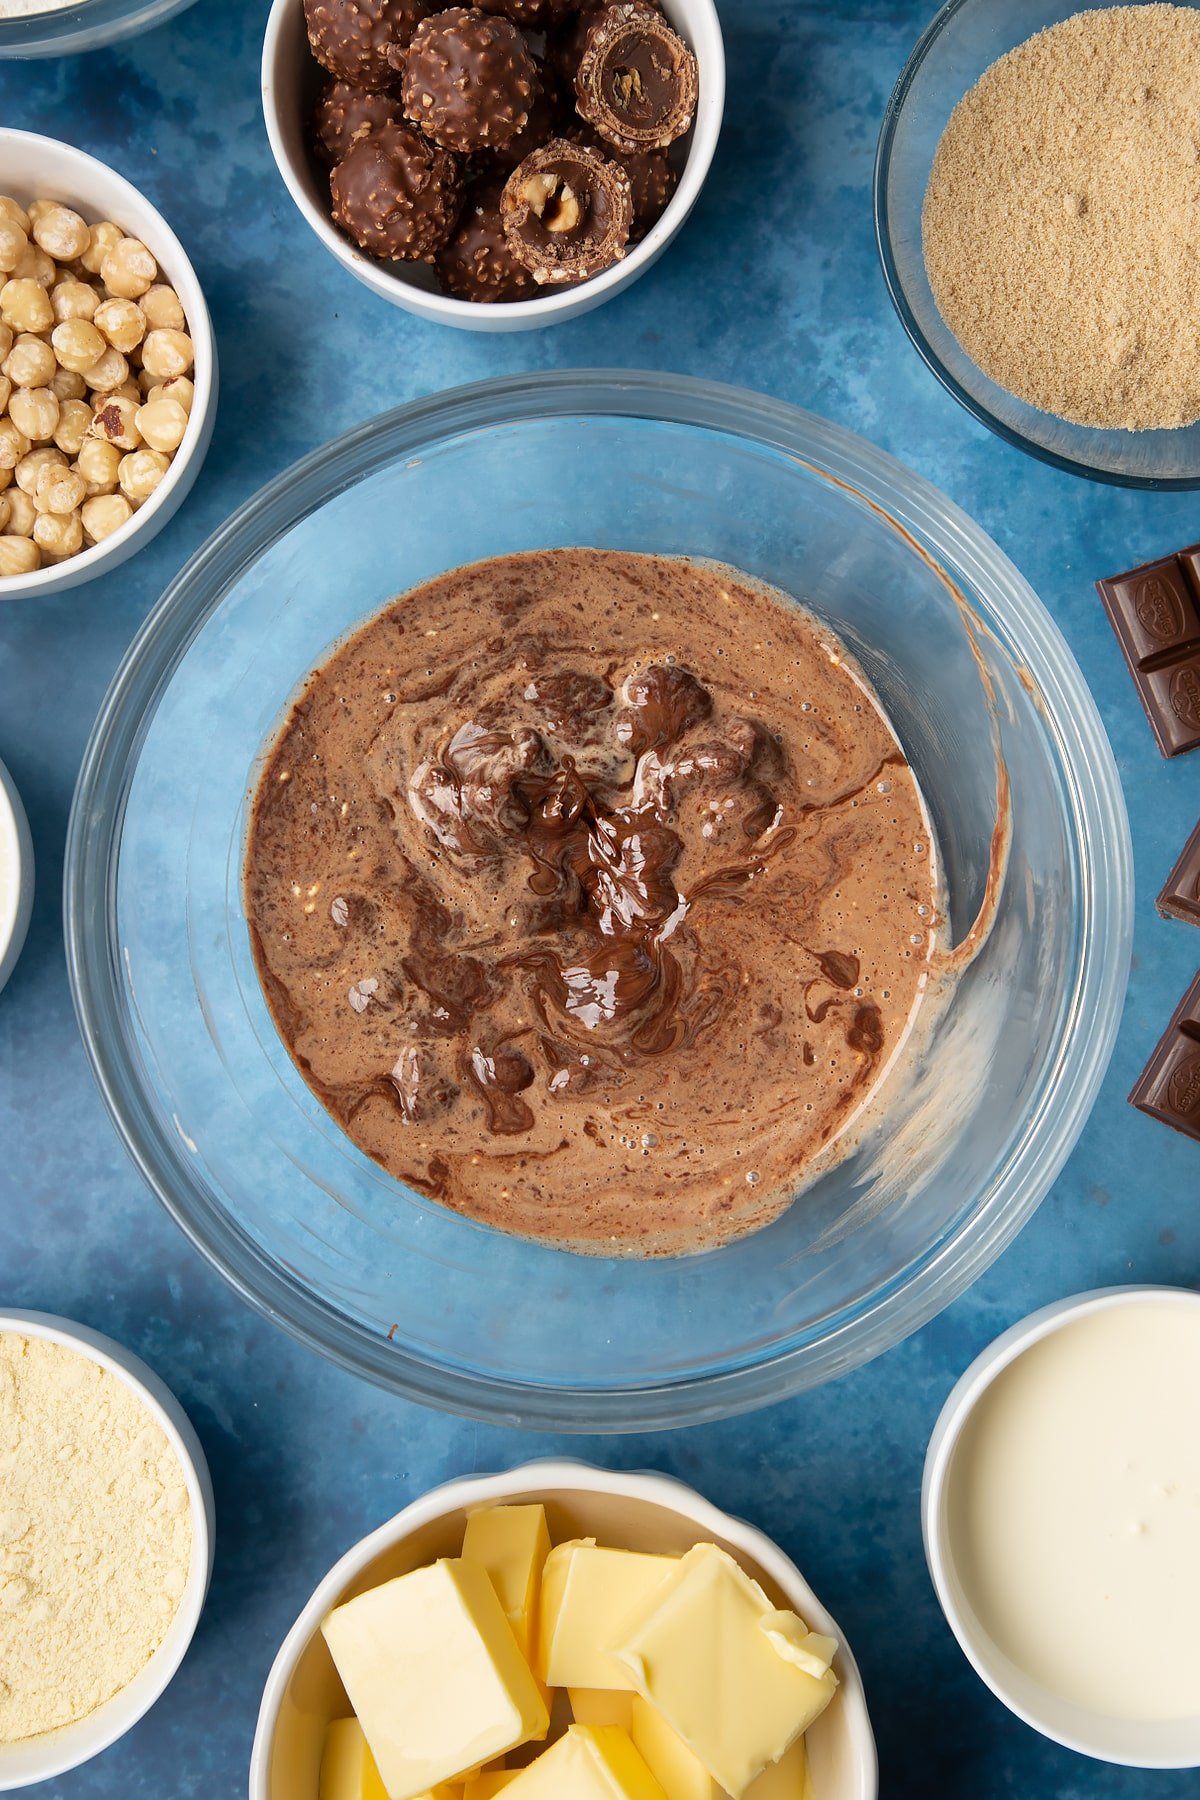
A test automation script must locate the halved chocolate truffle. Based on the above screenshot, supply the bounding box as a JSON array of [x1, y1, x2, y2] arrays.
[[575, 2, 697, 151], [501, 137, 632, 283]]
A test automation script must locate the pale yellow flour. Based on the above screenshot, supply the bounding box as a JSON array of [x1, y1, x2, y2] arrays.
[[923, 4, 1200, 430], [0, 1333, 193, 1743]]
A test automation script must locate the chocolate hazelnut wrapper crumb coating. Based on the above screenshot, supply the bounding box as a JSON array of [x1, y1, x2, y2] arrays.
[[312, 80, 407, 169], [305, 0, 432, 89], [502, 138, 632, 283], [402, 5, 540, 155], [436, 177, 538, 300], [331, 120, 464, 258], [476, 0, 575, 29], [576, 0, 697, 151], [245, 551, 940, 1255], [487, 56, 568, 171]]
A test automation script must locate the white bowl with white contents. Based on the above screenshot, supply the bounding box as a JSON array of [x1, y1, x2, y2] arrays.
[[261, 0, 724, 332], [251, 1459, 877, 1799], [0, 754, 32, 995], [0, 1310, 215, 1790], [924, 1285, 1200, 1767], [0, 130, 217, 600]]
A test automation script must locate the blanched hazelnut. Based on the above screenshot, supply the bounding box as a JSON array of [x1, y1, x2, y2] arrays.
[[8, 386, 59, 443], [5, 487, 34, 535], [140, 283, 185, 331], [0, 418, 30, 470], [134, 396, 188, 452], [80, 219, 121, 276], [140, 328, 193, 379], [0, 217, 27, 274], [118, 446, 169, 500], [0, 322, 11, 362], [0, 278, 53, 334], [33, 462, 85, 515], [32, 508, 83, 559], [0, 197, 31, 238], [0, 534, 40, 576], [51, 278, 100, 323], [100, 237, 156, 299], [31, 204, 90, 263], [51, 317, 105, 373], [9, 244, 55, 288], [94, 296, 145, 353], [80, 492, 132, 543], [4, 334, 56, 389], [53, 397, 92, 456], [75, 435, 121, 492], [87, 393, 141, 449], [48, 365, 85, 402], [15, 446, 65, 494], [149, 374, 194, 415], [82, 347, 128, 393]]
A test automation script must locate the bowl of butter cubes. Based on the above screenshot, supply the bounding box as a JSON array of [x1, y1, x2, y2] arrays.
[[250, 1459, 875, 1800]]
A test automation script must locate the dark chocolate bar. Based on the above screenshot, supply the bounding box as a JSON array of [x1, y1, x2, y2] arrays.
[[1159, 819, 1200, 925], [1130, 970, 1200, 1143], [1096, 546, 1200, 757]]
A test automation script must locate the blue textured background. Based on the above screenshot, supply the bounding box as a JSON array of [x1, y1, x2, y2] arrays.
[[1, 2, 1199, 1794]]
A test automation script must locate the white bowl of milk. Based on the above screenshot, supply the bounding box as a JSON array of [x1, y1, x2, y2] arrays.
[[924, 1286, 1200, 1767], [0, 755, 32, 996]]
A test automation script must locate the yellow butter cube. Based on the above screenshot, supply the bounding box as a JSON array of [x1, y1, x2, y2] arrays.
[[630, 1697, 719, 1800], [463, 1506, 551, 1660], [742, 1734, 810, 1799], [320, 1718, 390, 1800], [612, 1545, 837, 1799], [504, 1725, 667, 1799], [463, 1775, 519, 1798], [571, 1689, 635, 1729], [538, 1541, 678, 1690], [321, 1558, 549, 1800]]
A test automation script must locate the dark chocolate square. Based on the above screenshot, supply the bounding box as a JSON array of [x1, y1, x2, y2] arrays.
[[1159, 820, 1200, 925], [1103, 556, 1200, 666], [1138, 657, 1200, 757], [1130, 971, 1200, 1144]]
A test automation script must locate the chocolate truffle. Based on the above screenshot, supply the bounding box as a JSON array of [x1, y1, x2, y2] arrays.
[[304, 0, 432, 90], [575, 2, 697, 151], [436, 177, 538, 300], [401, 6, 540, 155], [571, 123, 676, 237], [501, 137, 632, 283], [331, 120, 464, 259], [311, 79, 406, 168]]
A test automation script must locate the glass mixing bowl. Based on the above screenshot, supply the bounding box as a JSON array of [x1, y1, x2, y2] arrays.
[[875, 0, 1200, 488], [65, 372, 1132, 1430], [0, 0, 198, 58]]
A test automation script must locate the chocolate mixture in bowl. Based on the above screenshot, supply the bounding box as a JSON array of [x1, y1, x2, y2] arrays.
[[244, 550, 940, 1253]]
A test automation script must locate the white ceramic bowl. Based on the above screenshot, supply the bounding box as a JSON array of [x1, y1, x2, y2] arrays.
[[250, 1459, 877, 1800], [0, 1309, 215, 1791], [0, 130, 217, 600], [0, 755, 32, 995], [261, 0, 724, 332], [923, 1285, 1200, 1768]]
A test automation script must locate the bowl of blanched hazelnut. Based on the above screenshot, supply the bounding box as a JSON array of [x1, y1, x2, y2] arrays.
[[0, 130, 216, 598]]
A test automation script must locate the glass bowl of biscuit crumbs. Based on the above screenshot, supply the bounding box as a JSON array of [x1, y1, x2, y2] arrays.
[[876, 0, 1200, 486]]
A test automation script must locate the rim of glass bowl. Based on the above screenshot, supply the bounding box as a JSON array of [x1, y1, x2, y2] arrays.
[[0, 0, 198, 57], [873, 0, 1200, 492], [64, 371, 1133, 1430]]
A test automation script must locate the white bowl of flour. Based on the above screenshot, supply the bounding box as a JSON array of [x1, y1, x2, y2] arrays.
[[0, 1311, 214, 1789]]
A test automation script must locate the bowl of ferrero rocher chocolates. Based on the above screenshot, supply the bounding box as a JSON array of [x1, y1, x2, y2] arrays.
[[0, 130, 216, 599], [261, 0, 724, 329]]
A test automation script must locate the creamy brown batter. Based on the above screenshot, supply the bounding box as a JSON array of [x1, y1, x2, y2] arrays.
[[245, 551, 939, 1254]]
